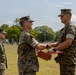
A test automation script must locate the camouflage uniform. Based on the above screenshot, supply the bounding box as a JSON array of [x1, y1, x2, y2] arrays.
[[17, 30, 39, 75], [60, 65, 76, 75], [55, 24, 76, 75], [0, 41, 7, 75]]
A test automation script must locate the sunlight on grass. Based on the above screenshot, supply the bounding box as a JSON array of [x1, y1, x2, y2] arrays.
[[4, 44, 60, 75]]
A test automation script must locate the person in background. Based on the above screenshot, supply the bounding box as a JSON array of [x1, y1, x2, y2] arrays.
[[0, 29, 7, 75]]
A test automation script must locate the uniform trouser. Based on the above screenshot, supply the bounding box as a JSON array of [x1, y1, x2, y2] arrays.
[[0, 69, 5, 75], [19, 70, 36, 75], [60, 65, 76, 75]]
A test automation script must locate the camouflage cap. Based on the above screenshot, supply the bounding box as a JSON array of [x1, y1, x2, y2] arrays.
[[58, 9, 72, 17], [19, 16, 34, 23], [0, 28, 7, 34]]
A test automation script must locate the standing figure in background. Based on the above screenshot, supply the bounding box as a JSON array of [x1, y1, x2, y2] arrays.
[[0, 29, 7, 75]]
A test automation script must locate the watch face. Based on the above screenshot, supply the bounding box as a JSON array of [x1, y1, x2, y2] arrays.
[[53, 48, 56, 52]]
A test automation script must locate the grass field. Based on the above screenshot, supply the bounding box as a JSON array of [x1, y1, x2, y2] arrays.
[[4, 44, 60, 75]]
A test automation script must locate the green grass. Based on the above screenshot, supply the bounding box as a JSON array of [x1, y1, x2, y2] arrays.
[[4, 44, 60, 75]]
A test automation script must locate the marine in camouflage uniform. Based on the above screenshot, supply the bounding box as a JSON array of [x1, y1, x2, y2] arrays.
[[17, 16, 47, 75], [18, 30, 39, 75], [53, 9, 76, 75], [55, 23, 76, 75], [0, 29, 7, 75]]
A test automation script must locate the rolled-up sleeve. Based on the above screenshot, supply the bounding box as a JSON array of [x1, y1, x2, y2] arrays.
[[31, 38, 39, 48], [66, 34, 74, 40], [65, 25, 76, 40], [24, 33, 39, 48]]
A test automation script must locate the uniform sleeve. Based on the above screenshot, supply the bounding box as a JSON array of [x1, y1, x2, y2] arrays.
[[66, 34, 74, 40], [24, 33, 39, 48], [31, 38, 39, 48], [66, 25, 75, 40]]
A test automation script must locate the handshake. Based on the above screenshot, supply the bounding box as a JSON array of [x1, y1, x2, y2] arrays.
[[37, 42, 64, 61]]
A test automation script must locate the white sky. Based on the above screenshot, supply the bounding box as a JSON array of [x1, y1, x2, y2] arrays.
[[0, 0, 76, 31]]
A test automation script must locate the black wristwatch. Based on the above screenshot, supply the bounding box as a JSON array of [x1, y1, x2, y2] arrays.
[[52, 48, 56, 52], [46, 44, 49, 48]]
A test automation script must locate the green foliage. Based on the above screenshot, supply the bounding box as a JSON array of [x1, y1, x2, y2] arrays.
[[29, 29, 38, 39], [0, 24, 9, 30], [6, 25, 21, 43], [14, 18, 20, 26], [55, 30, 60, 41], [34, 26, 56, 42], [0, 18, 59, 43]]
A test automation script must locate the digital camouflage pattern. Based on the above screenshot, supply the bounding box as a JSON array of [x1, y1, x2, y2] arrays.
[[0, 42, 7, 70], [60, 65, 76, 75], [0, 69, 5, 75], [19, 69, 36, 75], [17, 30, 39, 73], [55, 24, 76, 75], [55, 24, 76, 65]]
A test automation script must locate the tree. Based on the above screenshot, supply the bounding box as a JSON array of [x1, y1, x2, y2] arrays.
[[0, 24, 9, 30], [55, 30, 60, 41], [34, 26, 56, 42], [6, 25, 21, 43], [14, 18, 20, 26], [29, 29, 38, 39]]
